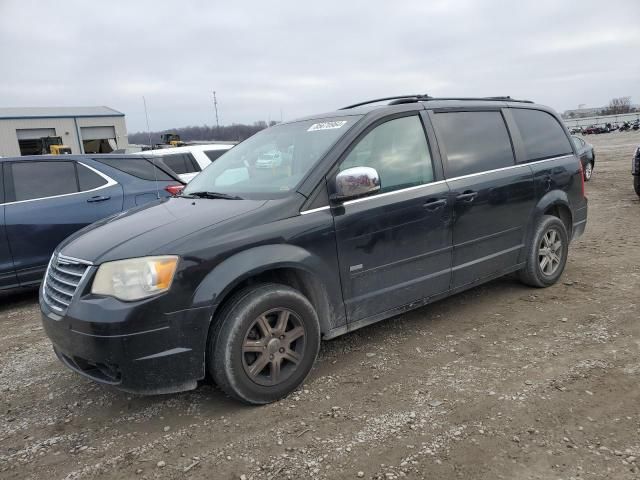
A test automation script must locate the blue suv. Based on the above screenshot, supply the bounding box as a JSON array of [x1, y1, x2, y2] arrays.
[[0, 155, 184, 290]]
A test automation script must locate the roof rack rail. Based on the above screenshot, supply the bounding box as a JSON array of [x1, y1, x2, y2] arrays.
[[425, 96, 534, 104], [340, 95, 533, 109], [339, 95, 430, 110]]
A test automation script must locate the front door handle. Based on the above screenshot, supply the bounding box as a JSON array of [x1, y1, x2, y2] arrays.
[[423, 198, 447, 211], [87, 195, 111, 203], [456, 191, 477, 203]]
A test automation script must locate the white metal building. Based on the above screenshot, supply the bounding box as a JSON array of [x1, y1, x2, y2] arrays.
[[0, 106, 129, 157]]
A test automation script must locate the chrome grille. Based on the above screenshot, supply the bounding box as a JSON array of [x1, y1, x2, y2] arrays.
[[43, 254, 92, 313]]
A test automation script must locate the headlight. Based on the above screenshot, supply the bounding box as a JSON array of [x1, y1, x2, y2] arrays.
[[91, 256, 179, 301]]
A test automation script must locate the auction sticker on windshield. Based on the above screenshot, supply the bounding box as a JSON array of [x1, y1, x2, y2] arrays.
[[307, 120, 348, 131]]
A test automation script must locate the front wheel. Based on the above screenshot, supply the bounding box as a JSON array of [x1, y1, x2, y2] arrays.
[[519, 215, 569, 288], [583, 161, 593, 181], [634, 176, 640, 197], [209, 283, 320, 404]]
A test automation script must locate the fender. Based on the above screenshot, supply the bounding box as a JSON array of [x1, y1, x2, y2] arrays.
[[525, 189, 573, 246], [192, 243, 346, 335]]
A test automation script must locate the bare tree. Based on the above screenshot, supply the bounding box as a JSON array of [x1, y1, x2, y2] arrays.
[[604, 97, 632, 115], [128, 122, 270, 146]]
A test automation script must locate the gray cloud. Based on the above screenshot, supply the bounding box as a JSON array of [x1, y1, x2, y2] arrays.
[[1, 0, 639, 132]]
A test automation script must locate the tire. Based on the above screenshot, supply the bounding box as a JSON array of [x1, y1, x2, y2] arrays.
[[634, 176, 640, 198], [583, 161, 593, 181], [519, 215, 569, 288], [209, 283, 320, 405]]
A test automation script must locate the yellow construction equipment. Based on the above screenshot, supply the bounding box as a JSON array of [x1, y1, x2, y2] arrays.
[[160, 133, 185, 147], [41, 136, 72, 155]]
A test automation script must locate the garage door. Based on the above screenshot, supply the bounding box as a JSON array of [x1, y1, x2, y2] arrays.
[[80, 126, 116, 140], [16, 128, 56, 140]]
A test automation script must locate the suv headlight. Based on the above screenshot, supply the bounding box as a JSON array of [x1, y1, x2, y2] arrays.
[[91, 256, 179, 301]]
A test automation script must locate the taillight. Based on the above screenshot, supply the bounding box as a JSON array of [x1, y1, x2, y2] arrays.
[[165, 184, 184, 196], [578, 161, 585, 197]]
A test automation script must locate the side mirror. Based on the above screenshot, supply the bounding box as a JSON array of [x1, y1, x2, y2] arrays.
[[333, 166, 380, 202]]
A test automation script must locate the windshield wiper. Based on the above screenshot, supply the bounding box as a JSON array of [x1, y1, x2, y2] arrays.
[[181, 191, 244, 200]]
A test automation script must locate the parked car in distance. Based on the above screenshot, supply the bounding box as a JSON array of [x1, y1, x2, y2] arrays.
[[135, 144, 235, 182], [633, 146, 640, 197], [255, 150, 284, 169], [0, 155, 184, 290], [41, 95, 587, 404], [583, 124, 613, 135], [571, 135, 595, 181]]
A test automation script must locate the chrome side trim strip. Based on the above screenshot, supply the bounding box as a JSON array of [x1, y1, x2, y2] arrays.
[[445, 154, 574, 183], [0, 161, 118, 207], [298, 154, 576, 213], [445, 162, 530, 182], [300, 205, 330, 215], [344, 180, 447, 206]]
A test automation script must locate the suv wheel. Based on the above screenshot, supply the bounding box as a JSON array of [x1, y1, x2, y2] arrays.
[[209, 283, 320, 404], [583, 161, 593, 181], [519, 215, 569, 288], [634, 176, 640, 197]]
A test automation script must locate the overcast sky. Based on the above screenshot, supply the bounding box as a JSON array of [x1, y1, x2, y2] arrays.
[[1, 0, 639, 133]]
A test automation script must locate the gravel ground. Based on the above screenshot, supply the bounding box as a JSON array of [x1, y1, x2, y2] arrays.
[[1, 132, 640, 480]]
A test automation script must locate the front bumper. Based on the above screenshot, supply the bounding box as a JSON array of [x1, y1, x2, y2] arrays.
[[41, 292, 212, 395]]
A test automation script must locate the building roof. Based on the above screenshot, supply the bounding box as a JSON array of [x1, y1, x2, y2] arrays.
[[0, 106, 125, 120]]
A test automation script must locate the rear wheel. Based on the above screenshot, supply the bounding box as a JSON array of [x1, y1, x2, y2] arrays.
[[583, 161, 593, 181], [519, 215, 569, 288], [634, 176, 640, 197], [209, 283, 320, 404]]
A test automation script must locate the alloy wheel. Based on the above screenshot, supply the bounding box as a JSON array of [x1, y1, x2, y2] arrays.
[[241, 308, 306, 386], [538, 228, 562, 276]]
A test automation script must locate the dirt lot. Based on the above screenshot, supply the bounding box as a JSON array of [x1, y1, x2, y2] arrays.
[[1, 132, 640, 480]]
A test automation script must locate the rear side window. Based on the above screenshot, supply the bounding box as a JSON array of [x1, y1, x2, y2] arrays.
[[10, 161, 78, 201], [204, 149, 227, 162], [77, 163, 108, 190], [96, 158, 174, 181], [158, 153, 199, 174], [511, 109, 573, 161], [433, 111, 514, 177]]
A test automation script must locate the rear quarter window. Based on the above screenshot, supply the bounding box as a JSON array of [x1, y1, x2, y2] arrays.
[[432, 111, 515, 178], [204, 149, 227, 162], [511, 109, 573, 161], [96, 158, 174, 181], [156, 153, 200, 174], [77, 163, 108, 190]]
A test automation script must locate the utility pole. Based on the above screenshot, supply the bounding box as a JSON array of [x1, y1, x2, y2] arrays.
[[212, 91, 220, 132]]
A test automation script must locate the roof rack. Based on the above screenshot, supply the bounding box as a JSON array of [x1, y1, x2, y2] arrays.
[[340, 95, 533, 109], [340, 95, 430, 110], [426, 96, 534, 104]]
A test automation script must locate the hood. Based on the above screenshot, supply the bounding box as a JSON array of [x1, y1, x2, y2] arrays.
[[59, 197, 266, 263]]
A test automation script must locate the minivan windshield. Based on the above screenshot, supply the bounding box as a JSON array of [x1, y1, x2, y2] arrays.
[[183, 116, 360, 199]]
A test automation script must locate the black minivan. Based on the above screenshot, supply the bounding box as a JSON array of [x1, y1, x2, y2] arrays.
[[41, 96, 587, 404]]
